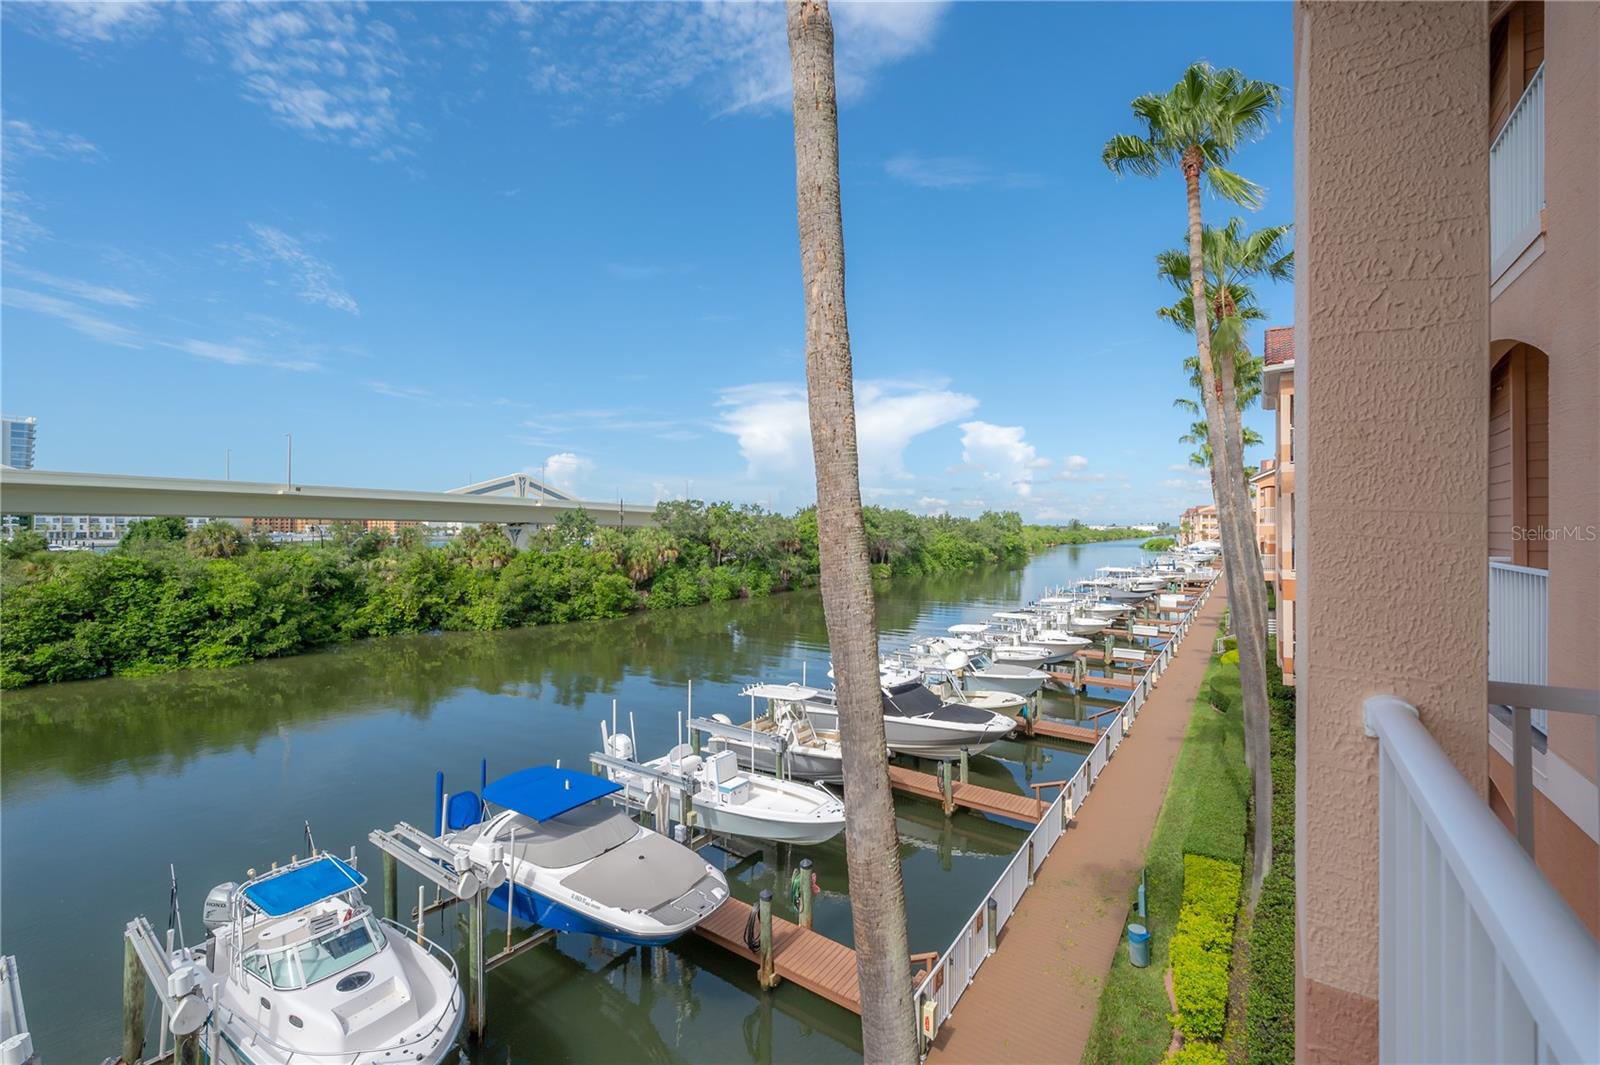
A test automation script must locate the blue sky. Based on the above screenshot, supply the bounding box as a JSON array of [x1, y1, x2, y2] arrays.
[[1, 1, 1293, 523]]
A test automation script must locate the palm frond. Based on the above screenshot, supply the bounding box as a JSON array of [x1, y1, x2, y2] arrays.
[[1203, 163, 1265, 209], [1101, 133, 1164, 178]]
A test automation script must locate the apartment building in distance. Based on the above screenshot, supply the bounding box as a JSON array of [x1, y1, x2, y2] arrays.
[[1294, 3, 1597, 1061], [2, 416, 37, 470], [1177, 503, 1218, 546]]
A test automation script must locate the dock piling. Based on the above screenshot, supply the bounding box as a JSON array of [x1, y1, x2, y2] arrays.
[[758, 889, 777, 989], [121, 935, 145, 1065], [798, 859, 814, 930], [382, 850, 398, 923], [958, 749, 969, 785], [939, 761, 955, 816], [986, 897, 998, 955], [1026, 840, 1035, 886], [467, 889, 486, 1041]]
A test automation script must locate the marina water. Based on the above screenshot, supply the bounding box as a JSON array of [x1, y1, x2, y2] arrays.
[[1, 540, 1153, 1063]]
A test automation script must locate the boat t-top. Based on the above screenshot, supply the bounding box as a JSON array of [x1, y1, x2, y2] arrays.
[[708, 684, 847, 784], [800, 668, 1018, 760], [133, 852, 464, 1064], [438, 766, 729, 947]]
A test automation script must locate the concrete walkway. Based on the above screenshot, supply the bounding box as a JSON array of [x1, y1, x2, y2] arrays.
[[926, 588, 1229, 1065]]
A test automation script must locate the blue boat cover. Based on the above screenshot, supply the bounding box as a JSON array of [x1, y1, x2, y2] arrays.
[[243, 856, 366, 917], [483, 766, 621, 821]]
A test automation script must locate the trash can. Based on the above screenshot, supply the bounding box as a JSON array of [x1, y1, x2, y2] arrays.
[[1127, 923, 1151, 968]]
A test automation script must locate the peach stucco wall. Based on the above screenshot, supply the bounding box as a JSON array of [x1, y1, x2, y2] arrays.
[[1294, 3, 1488, 1061], [1487, 0, 1600, 787]]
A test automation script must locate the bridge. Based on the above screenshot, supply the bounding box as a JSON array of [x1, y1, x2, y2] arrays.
[[0, 469, 657, 535]]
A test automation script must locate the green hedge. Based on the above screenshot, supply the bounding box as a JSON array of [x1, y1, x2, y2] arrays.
[[1170, 854, 1241, 1043], [1165, 1041, 1229, 1065], [1246, 640, 1297, 1064]]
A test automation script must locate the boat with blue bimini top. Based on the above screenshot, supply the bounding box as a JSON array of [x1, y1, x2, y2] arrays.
[[436, 766, 729, 947], [128, 852, 464, 1064]]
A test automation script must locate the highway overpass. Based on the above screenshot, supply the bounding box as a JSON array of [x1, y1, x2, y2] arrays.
[[0, 469, 656, 529]]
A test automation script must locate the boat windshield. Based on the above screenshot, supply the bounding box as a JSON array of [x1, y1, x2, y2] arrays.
[[243, 913, 383, 990]]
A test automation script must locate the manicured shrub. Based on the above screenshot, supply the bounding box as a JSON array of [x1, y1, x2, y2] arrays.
[[1165, 1041, 1228, 1065], [1219, 649, 1239, 665], [1247, 639, 1297, 1065], [1170, 854, 1241, 1043]]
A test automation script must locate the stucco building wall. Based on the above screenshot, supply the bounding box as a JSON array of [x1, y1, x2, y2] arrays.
[[1293, 3, 1489, 1060]]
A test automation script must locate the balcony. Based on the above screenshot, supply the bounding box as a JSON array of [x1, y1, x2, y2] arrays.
[[1490, 63, 1545, 282], [1367, 695, 1599, 1064], [1489, 560, 1548, 730]]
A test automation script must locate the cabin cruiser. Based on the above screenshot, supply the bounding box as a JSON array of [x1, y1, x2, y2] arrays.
[[1036, 599, 1110, 636], [800, 666, 1017, 759], [144, 853, 464, 1064], [438, 766, 729, 946], [708, 684, 846, 784], [597, 731, 846, 846]]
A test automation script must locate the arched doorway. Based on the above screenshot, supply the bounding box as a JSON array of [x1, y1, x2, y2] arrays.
[[1489, 341, 1550, 568]]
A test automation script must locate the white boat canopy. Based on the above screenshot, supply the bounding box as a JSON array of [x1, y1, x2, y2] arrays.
[[742, 683, 820, 701], [948, 623, 990, 634], [992, 611, 1035, 621]]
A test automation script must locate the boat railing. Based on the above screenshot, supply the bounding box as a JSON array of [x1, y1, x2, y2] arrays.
[[913, 575, 1215, 1053]]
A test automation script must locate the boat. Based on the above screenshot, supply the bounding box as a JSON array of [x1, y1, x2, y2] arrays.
[[799, 670, 1018, 759], [1026, 628, 1093, 656], [438, 766, 729, 946], [149, 853, 464, 1064], [707, 685, 847, 784], [597, 730, 846, 846], [1, 956, 37, 1065], [907, 639, 1047, 698]]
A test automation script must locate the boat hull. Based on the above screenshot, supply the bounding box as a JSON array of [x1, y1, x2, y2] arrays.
[[802, 705, 1014, 759], [489, 882, 692, 947], [964, 669, 1045, 698], [712, 740, 844, 785]]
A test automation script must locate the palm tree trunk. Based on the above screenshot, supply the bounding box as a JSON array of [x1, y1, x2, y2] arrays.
[[1182, 153, 1273, 902], [786, 4, 917, 1060]]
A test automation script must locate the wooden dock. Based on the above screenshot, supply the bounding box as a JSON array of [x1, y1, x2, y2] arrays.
[[887, 765, 1045, 824], [1011, 714, 1098, 744], [1047, 668, 1141, 691], [694, 898, 862, 1013]]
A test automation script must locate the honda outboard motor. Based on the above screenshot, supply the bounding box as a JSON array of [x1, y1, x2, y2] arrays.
[[202, 882, 237, 933]]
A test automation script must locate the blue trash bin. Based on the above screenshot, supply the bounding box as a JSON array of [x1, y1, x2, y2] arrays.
[[1127, 923, 1151, 968]]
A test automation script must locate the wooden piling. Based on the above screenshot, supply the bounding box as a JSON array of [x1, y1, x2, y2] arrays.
[[958, 749, 969, 785], [798, 859, 814, 930], [939, 761, 955, 816], [176, 1031, 200, 1065], [122, 935, 145, 1065], [758, 889, 777, 988], [1026, 840, 1036, 886], [468, 889, 486, 1041], [382, 850, 398, 923]]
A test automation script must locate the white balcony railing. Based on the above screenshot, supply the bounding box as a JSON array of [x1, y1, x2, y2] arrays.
[[1490, 63, 1545, 278], [1489, 560, 1548, 731], [1367, 696, 1600, 1065]]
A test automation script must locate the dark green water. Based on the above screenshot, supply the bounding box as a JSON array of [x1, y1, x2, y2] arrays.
[[0, 541, 1152, 1063]]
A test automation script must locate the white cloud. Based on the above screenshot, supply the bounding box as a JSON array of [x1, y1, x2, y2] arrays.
[[368, 381, 430, 400], [228, 224, 359, 314], [521, 2, 948, 117], [917, 496, 949, 514], [164, 337, 322, 372], [884, 152, 1043, 191], [541, 452, 593, 493], [1063, 454, 1089, 471], [207, 4, 410, 153], [959, 421, 1048, 498], [2, 119, 103, 161], [1, 287, 142, 347], [716, 379, 978, 481], [7, 2, 161, 46], [6, 266, 143, 308]]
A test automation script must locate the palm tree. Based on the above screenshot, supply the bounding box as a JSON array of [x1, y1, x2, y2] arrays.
[[1176, 407, 1264, 469], [1105, 63, 1281, 900], [786, 3, 915, 1060]]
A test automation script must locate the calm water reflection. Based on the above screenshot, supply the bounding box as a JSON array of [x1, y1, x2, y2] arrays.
[[0, 541, 1150, 1063]]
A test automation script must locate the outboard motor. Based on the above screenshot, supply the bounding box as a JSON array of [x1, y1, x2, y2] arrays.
[[711, 713, 733, 726], [202, 883, 237, 933], [606, 732, 635, 761]]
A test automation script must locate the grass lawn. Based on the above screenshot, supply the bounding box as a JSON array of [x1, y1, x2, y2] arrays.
[[1082, 638, 1248, 1065]]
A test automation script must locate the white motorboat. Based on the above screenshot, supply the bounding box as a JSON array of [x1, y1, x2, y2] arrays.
[[710, 685, 846, 784], [801, 670, 1017, 759], [1084, 600, 1129, 617], [990, 643, 1055, 668], [904, 640, 1047, 698], [1063, 612, 1109, 636], [439, 766, 729, 946], [598, 732, 846, 846], [146, 853, 464, 1065], [1028, 628, 1093, 655]]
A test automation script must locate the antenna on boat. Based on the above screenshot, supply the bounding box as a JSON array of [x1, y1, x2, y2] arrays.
[[676, 711, 683, 767], [612, 699, 618, 738], [629, 712, 638, 760], [802, 661, 807, 686], [303, 820, 317, 857], [168, 864, 186, 949]]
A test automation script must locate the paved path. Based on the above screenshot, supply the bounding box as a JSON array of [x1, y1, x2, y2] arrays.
[[925, 588, 1228, 1065]]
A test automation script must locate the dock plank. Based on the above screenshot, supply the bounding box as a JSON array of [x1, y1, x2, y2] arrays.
[[692, 898, 862, 1013], [887, 765, 1046, 824]]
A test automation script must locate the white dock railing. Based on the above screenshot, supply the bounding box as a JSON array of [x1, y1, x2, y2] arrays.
[[1489, 560, 1548, 732], [1490, 63, 1545, 279], [913, 577, 1216, 1051], [1366, 695, 1600, 1065]]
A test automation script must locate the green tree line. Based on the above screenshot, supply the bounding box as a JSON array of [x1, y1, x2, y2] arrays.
[[0, 505, 1144, 689]]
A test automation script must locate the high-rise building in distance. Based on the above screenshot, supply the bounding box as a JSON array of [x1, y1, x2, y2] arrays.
[[2, 416, 37, 469]]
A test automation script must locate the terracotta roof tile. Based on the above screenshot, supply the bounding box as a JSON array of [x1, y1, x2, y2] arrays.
[[1263, 326, 1294, 366]]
